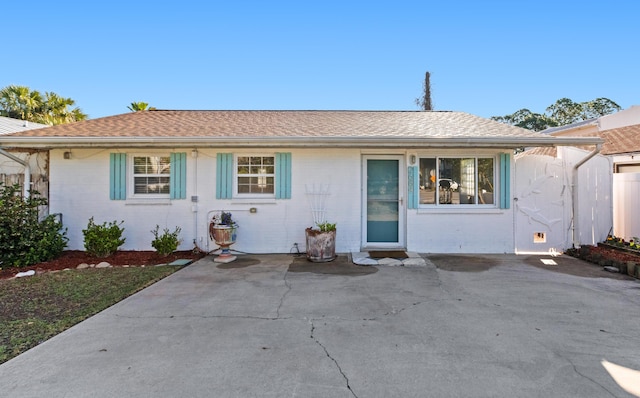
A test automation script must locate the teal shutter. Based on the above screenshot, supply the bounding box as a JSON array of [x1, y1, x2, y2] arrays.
[[170, 152, 187, 199], [216, 153, 233, 199], [499, 153, 511, 209], [275, 152, 292, 199], [407, 166, 418, 209], [110, 153, 126, 200]]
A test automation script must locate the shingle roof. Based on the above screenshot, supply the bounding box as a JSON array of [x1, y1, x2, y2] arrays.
[[520, 123, 640, 158], [7, 110, 547, 138], [600, 124, 640, 155], [0, 110, 602, 148]]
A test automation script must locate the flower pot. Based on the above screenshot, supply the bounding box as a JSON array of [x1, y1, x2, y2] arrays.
[[209, 224, 237, 263], [305, 227, 336, 262]]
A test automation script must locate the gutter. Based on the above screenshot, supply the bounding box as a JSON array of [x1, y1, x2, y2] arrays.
[[571, 143, 603, 247], [0, 136, 604, 149], [0, 148, 30, 198]]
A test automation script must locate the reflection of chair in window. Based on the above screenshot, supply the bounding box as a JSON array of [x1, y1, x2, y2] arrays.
[[439, 179, 452, 204]]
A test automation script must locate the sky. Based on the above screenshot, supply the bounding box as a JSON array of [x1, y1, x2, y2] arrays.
[[2, 0, 639, 120]]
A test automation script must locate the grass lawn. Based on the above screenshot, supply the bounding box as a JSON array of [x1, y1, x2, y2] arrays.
[[0, 266, 182, 365]]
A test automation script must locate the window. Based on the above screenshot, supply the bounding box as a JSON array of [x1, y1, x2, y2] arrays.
[[236, 156, 275, 195], [132, 155, 171, 195], [216, 152, 291, 199], [110, 152, 186, 200], [418, 156, 495, 206]]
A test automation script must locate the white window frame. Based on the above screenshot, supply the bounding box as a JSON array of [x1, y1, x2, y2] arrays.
[[418, 154, 497, 208], [234, 154, 276, 198], [129, 154, 171, 198]]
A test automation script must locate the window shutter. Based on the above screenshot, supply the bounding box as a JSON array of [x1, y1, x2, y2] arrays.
[[407, 166, 418, 209], [110, 153, 126, 200], [170, 152, 187, 199], [275, 152, 292, 199], [216, 153, 233, 199], [499, 153, 511, 209]]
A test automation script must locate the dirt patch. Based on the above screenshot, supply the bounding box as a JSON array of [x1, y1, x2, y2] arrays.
[[289, 255, 378, 276], [428, 254, 503, 272], [0, 250, 206, 280]]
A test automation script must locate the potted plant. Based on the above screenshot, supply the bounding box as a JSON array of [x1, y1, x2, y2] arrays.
[[209, 211, 238, 263], [305, 221, 336, 262]]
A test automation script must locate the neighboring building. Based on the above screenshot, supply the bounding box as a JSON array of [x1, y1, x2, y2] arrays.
[[540, 106, 640, 242], [0, 110, 603, 254], [0, 116, 48, 135], [0, 116, 49, 197]]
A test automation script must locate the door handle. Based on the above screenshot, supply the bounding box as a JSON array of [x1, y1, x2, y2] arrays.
[[399, 196, 403, 205]]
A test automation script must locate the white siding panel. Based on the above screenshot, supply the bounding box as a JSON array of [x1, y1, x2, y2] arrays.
[[566, 147, 613, 246], [613, 172, 640, 241]]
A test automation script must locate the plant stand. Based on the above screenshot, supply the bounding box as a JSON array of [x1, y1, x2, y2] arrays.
[[209, 224, 237, 263]]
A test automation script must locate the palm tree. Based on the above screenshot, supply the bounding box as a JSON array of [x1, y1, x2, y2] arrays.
[[37, 92, 87, 125], [0, 85, 42, 120], [0, 85, 87, 125], [128, 101, 149, 112]]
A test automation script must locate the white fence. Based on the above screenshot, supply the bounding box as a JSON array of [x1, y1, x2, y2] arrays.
[[613, 172, 640, 240]]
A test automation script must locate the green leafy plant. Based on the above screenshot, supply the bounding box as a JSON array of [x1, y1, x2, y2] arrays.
[[0, 183, 68, 268], [83, 217, 125, 257], [151, 225, 182, 256], [315, 222, 336, 232]]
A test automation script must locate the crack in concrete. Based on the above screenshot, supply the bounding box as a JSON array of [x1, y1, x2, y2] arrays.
[[276, 269, 292, 319], [309, 319, 358, 398], [568, 359, 617, 397], [549, 350, 617, 397]]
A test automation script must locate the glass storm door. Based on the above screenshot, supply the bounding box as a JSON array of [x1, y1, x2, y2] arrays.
[[363, 156, 404, 248]]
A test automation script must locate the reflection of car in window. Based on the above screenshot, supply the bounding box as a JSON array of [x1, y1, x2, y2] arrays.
[[438, 179, 459, 190]]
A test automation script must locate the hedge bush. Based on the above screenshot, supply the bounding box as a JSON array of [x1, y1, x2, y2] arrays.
[[0, 183, 68, 268], [83, 217, 126, 257]]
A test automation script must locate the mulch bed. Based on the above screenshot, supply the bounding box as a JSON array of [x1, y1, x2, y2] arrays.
[[565, 243, 640, 279], [0, 250, 207, 280]]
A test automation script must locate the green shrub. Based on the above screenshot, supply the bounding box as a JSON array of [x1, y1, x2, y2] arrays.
[[0, 183, 68, 268], [151, 225, 182, 256], [83, 217, 125, 257], [316, 222, 336, 232]]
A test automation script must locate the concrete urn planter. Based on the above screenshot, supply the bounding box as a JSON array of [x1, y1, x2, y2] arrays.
[[305, 227, 336, 262], [209, 224, 237, 263]]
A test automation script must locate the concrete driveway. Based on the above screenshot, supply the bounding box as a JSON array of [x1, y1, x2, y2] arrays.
[[1, 253, 640, 397]]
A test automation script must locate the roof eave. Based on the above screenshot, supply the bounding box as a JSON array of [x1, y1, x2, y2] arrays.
[[0, 136, 604, 149]]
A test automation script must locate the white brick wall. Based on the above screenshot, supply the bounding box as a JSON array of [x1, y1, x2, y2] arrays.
[[50, 147, 519, 254]]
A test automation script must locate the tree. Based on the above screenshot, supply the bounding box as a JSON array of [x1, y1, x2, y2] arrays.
[[492, 97, 621, 131], [415, 71, 433, 111], [545, 98, 583, 126], [0, 85, 87, 125], [490, 109, 559, 131], [582, 98, 621, 119], [127, 101, 150, 112], [0, 85, 42, 121]]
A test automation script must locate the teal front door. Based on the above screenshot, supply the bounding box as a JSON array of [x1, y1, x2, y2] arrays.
[[363, 156, 404, 248]]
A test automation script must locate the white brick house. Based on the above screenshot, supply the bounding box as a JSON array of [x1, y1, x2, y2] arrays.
[[0, 110, 603, 254]]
